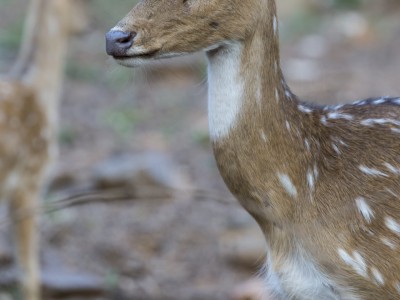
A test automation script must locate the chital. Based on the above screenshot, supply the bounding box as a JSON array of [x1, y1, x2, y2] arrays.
[[1, 0, 88, 299], [106, 1, 400, 299]]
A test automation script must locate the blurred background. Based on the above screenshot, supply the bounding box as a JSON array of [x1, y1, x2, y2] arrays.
[[0, 0, 399, 299]]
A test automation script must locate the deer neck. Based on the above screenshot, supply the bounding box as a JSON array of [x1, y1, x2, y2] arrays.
[[12, 0, 69, 128], [206, 5, 310, 225]]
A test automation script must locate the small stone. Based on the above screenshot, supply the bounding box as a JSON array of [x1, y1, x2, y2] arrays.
[[49, 170, 79, 192], [42, 270, 106, 297]]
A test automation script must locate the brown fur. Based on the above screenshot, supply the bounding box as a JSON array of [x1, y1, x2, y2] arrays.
[[109, 0, 400, 298], [1, 1, 88, 299]]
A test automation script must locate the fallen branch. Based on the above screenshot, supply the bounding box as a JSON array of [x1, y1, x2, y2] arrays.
[[0, 187, 238, 229]]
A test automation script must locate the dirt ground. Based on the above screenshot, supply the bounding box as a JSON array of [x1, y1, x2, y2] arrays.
[[0, 0, 400, 299]]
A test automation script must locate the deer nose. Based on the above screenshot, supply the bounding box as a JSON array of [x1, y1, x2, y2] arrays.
[[105, 30, 136, 57]]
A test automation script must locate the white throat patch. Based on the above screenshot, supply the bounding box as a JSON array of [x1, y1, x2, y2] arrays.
[[207, 43, 244, 141]]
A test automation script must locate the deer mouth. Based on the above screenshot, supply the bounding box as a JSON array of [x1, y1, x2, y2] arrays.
[[112, 49, 160, 61]]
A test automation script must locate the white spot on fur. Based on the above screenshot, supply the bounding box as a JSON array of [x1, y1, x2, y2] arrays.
[[355, 197, 374, 223], [321, 116, 328, 126], [286, 121, 291, 132], [395, 282, 400, 293], [298, 105, 313, 114], [385, 216, 400, 235], [381, 237, 397, 250], [360, 118, 400, 127], [256, 84, 262, 106], [386, 188, 398, 197], [307, 169, 315, 191], [207, 43, 244, 140], [332, 143, 341, 155], [313, 164, 319, 180], [338, 249, 368, 278], [327, 112, 354, 121], [373, 99, 385, 105], [359, 165, 388, 177], [371, 268, 385, 285], [354, 99, 367, 106], [383, 162, 400, 174], [277, 173, 298, 198], [273, 15, 278, 34], [305, 139, 310, 151], [261, 130, 267, 142]]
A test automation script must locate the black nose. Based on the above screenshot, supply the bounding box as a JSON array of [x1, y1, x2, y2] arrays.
[[105, 30, 136, 57]]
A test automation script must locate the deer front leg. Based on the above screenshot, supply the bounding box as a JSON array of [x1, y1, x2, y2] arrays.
[[9, 185, 40, 300]]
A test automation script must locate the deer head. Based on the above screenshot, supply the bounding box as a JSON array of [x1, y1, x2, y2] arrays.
[[105, 0, 267, 67]]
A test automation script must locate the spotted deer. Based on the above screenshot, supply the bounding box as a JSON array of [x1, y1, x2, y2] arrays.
[[106, 0, 400, 299], [0, 0, 88, 299]]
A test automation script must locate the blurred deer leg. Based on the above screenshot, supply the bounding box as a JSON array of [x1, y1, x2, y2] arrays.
[[10, 185, 40, 300]]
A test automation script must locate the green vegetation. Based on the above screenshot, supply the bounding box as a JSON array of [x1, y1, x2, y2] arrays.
[[104, 270, 120, 290], [333, 0, 363, 9], [280, 10, 324, 40], [59, 127, 78, 146], [0, 19, 23, 51], [192, 130, 210, 147], [0, 0, 24, 52], [65, 60, 105, 83], [102, 106, 144, 138]]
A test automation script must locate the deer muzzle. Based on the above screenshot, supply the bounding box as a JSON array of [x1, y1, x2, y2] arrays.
[[105, 30, 136, 58]]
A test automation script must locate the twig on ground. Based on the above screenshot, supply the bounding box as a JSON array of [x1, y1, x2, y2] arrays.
[[0, 187, 238, 229]]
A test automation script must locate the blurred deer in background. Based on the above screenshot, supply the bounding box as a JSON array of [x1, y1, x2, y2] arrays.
[[106, 0, 400, 299], [0, 0, 88, 299]]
